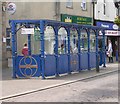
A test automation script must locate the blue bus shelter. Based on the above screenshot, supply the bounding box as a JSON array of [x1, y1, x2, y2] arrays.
[[9, 19, 106, 79]]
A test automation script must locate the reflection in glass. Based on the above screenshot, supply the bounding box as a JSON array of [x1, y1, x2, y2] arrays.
[[70, 28, 78, 54], [90, 30, 96, 52], [58, 27, 68, 54], [80, 29, 88, 52], [44, 26, 55, 54], [31, 28, 41, 54], [17, 29, 28, 55]]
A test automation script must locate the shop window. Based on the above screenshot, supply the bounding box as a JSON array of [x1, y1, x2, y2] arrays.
[[6, 28, 11, 51]]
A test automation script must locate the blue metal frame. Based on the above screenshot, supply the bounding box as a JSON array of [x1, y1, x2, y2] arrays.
[[9, 19, 106, 79], [40, 20, 45, 79], [96, 30, 99, 69], [87, 29, 90, 70], [11, 21, 16, 78], [54, 26, 59, 76], [67, 28, 71, 74], [102, 29, 106, 67], [77, 28, 81, 72], [28, 34, 31, 55]]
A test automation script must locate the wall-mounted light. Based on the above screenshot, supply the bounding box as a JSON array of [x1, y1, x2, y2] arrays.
[[2, 5, 6, 12]]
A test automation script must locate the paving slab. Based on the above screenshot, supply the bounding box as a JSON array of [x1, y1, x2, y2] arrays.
[[1, 63, 119, 100]]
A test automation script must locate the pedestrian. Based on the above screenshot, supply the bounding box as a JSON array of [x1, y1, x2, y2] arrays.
[[73, 42, 78, 54], [58, 44, 65, 54], [22, 43, 28, 56], [70, 46, 73, 53], [115, 41, 118, 61], [73, 45, 78, 54], [107, 40, 113, 63], [60, 44, 65, 54]]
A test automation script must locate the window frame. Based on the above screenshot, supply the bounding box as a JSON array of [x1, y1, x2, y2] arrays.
[[66, 0, 73, 8], [81, 0, 87, 11]]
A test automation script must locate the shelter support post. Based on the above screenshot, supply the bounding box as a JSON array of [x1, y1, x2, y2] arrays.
[[87, 29, 90, 70], [78, 28, 81, 72], [102, 29, 106, 67], [67, 28, 71, 74], [11, 21, 17, 78], [54, 26, 59, 77], [40, 20, 45, 79]]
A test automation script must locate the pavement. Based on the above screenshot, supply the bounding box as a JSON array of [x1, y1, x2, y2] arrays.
[[1, 62, 119, 100]]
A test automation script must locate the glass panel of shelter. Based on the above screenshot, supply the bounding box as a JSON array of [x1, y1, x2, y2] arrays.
[[58, 27, 68, 54], [98, 30, 103, 51], [70, 28, 78, 54], [16, 26, 96, 56], [44, 26, 55, 54], [17, 28, 28, 55], [31, 27, 41, 55], [16, 25, 41, 55], [80, 29, 88, 52], [90, 29, 96, 52]]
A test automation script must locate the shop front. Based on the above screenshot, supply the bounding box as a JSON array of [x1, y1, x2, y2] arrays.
[[95, 20, 120, 61]]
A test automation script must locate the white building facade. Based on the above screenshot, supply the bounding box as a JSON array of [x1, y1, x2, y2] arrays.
[[95, 0, 116, 21], [94, 0, 120, 59]]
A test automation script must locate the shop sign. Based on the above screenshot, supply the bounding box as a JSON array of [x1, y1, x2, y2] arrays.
[[21, 28, 34, 34], [113, 24, 119, 30], [61, 14, 92, 25], [96, 21, 119, 30], [99, 30, 120, 36], [7, 2, 16, 15]]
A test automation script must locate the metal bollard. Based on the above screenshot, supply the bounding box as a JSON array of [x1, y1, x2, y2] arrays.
[[96, 54, 100, 72]]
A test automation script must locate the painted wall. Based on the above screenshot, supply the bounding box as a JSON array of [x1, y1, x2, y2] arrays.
[[0, 2, 2, 68], [6, 2, 93, 26], [60, 2, 93, 18], [4, 1, 93, 64]]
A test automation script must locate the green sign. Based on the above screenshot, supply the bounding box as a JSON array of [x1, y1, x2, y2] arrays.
[[61, 14, 92, 25]]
